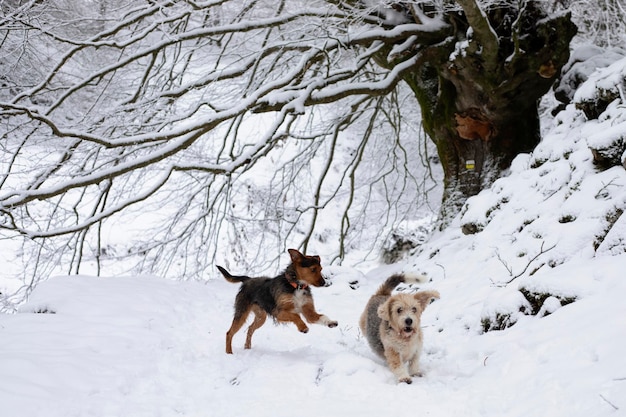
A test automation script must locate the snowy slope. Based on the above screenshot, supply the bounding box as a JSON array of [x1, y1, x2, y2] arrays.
[[2, 52, 626, 417]]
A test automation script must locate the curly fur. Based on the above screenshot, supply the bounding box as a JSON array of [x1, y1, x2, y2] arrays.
[[359, 273, 439, 384]]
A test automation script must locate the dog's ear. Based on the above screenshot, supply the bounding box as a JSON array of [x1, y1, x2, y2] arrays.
[[414, 290, 440, 309], [377, 300, 391, 321], [288, 248, 303, 263]]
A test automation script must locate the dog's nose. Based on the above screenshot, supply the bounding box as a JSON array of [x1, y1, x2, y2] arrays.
[[404, 318, 413, 326]]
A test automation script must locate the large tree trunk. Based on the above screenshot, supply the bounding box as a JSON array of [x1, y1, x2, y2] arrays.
[[399, 2, 578, 228], [407, 72, 546, 227]]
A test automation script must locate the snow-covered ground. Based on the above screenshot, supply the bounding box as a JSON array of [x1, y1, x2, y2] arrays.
[[1, 51, 626, 417], [1, 254, 624, 417]]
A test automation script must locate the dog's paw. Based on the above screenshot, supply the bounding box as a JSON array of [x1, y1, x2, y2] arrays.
[[319, 315, 338, 328], [300, 326, 309, 333], [399, 377, 413, 384]]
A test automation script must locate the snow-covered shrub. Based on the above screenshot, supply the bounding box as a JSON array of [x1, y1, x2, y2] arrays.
[[573, 56, 626, 170], [518, 287, 576, 317], [587, 119, 626, 169], [574, 55, 626, 121], [554, 45, 625, 108], [593, 207, 625, 251], [480, 290, 532, 333], [596, 209, 626, 256], [380, 218, 435, 264], [459, 191, 510, 235]]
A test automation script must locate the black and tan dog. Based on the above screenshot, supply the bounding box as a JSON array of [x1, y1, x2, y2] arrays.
[[217, 248, 338, 354], [360, 273, 439, 383]]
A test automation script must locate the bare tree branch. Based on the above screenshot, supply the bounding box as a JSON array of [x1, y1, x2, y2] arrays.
[[455, 0, 499, 71], [0, 0, 580, 295]]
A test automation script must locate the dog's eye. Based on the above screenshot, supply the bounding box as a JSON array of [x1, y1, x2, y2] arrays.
[[396, 307, 403, 314], [411, 307, 418, 313]]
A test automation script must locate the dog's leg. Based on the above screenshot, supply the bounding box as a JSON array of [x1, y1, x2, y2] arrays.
[[226, 306, 251, 354], [301, 301, 338, 328], [245, 305, 267, 350], [275, 310, 310, 333], [384, 348, 412, 384], [408, 354, 423, 377]]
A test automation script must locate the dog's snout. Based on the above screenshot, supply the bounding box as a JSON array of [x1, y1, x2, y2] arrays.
[[404, 317, 413, 326]]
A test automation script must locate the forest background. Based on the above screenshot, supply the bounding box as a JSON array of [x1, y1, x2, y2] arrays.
[[1, 0, 625, 306]]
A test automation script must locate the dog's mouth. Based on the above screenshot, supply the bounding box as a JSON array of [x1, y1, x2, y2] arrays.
[[401, 326, 416, 337], [312, 278, 326, 287], [317, 276, 334, 287]]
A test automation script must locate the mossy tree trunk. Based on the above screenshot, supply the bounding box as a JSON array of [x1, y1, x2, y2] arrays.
[[387, 1, 578, 227]]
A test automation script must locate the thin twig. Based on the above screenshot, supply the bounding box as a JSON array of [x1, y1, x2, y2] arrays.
[[495, 241, 557, 286], [599, 394, 618, 411]]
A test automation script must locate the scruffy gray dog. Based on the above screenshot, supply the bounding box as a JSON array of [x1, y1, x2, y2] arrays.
[[359, 273, 440, 384]]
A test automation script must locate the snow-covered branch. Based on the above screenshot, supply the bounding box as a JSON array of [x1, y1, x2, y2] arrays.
[[0, 0, 580, 283], [455, 0, 499, 71]]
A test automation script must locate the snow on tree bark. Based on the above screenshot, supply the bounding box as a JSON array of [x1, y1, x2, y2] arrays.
[[380, 1, 578, 227]]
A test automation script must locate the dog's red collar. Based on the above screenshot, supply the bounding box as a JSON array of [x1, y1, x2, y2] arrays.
[[285, 270, 307, 290], [289, 281, 308, 290]]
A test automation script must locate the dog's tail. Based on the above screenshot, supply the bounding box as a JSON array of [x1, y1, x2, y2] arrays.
[[216, 265, 250, 284], [373, 272, 428, 296]]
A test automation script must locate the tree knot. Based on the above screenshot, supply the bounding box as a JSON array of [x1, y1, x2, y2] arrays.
[[455, 109, 496, 141]]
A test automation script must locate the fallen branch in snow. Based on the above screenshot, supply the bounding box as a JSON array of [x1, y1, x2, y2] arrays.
[[495, 251, 513, 277], [599, 394, 619, 411], [435, 263, 447, 280], [594, 177, 620, 200], [494, 241, 557, 286]]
